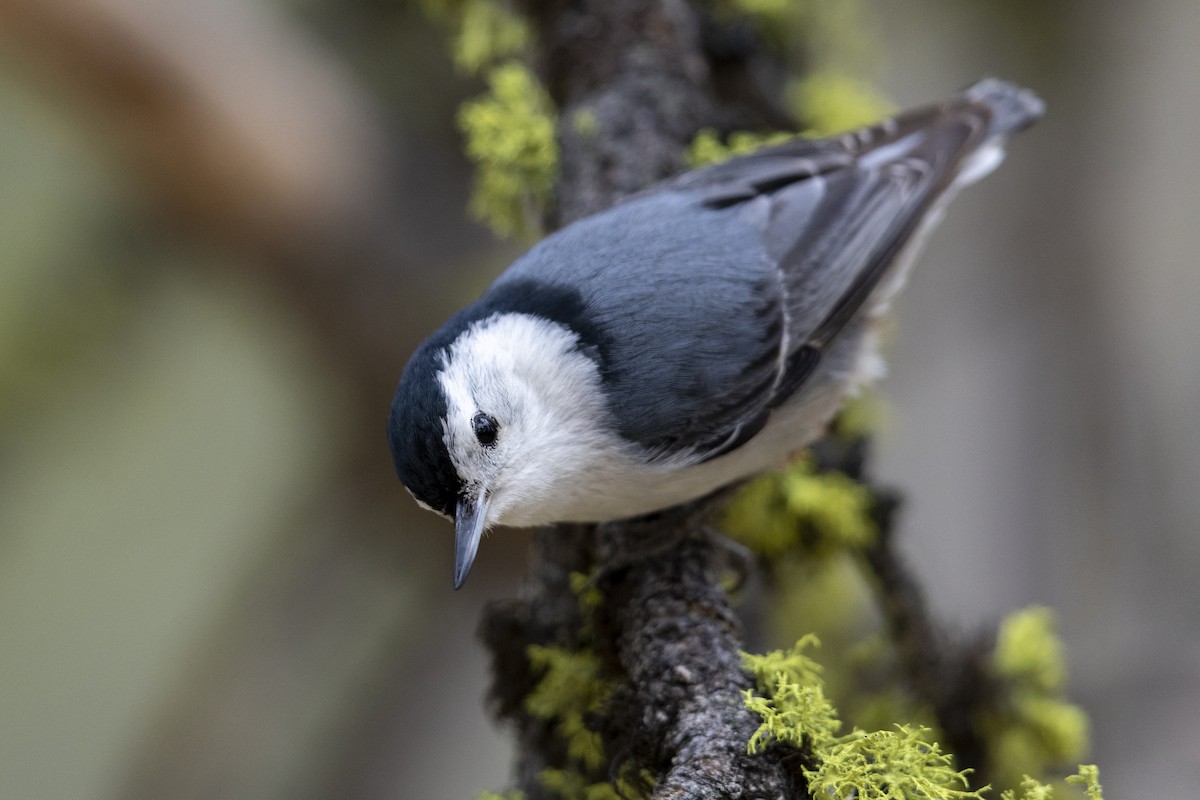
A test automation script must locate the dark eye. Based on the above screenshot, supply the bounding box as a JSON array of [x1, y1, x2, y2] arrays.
[[472, 412, 499, 447]]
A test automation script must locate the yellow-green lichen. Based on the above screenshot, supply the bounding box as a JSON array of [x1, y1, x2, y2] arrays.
[[994, 764, 1104, 800], [478, 792, 526, 800], [1065, 765, 1103, 800], [458, 62, 558, 239], [807, 725, 985, 800], [744, 636, 985, 800], [418, 0, 531, 75], [454, 0, 531, 74], [761, 553, 880, 724], [782, 462, 876, 548], [744, 636, 839, 752], [722, 456, 877, 556], [743, 635, 825, 694], [539, 768, 648, 800], [686, 128, 799, 168], [524, 645, 612, 771], [1000, 776, 1057, 800], [832, 390, 886, 441], [789, 71, 893, 136], [988, 701, 1089, 788], [847, 687, 935, 741], [985, 608, 1091, 790], [745, 680, 842, 753], [568, 570, 604, 619], [993, 607, 1066, 693]]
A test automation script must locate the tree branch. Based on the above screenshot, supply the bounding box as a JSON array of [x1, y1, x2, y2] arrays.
[[594, 519, 794, 798], [477, 5, 798, 796]]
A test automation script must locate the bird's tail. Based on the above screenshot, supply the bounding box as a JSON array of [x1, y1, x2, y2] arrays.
[[960, 77, 1046, 139]]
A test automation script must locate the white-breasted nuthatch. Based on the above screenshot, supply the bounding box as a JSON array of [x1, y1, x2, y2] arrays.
[[388, 78, 1044, 588]]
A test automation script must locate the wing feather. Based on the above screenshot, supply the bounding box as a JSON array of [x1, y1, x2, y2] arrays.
[[493, 81, 1041, 465], [652, 90, 1000, 463]]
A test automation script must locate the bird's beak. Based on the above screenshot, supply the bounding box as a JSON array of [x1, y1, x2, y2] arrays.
[[453, 490, 490, 589]]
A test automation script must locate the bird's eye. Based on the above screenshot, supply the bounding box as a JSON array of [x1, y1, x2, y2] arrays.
[[472, 412, 499, 447]]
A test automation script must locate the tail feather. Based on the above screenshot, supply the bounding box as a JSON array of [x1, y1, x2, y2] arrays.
[[961, 77, 1046, 138]]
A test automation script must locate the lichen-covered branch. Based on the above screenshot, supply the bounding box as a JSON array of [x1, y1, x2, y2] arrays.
[[592, 515, 794, 798], [469, 2, 1096, 798], [477, 3, 798, 796]]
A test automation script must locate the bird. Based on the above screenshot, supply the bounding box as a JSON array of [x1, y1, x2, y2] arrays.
[[388, 78, 1044, 588]]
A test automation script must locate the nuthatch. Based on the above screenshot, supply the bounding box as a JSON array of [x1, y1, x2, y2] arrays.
[[388, 79, 1044, 587]]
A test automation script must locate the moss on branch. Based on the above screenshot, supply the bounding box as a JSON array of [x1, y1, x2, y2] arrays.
[[458, 62, 558, 239]]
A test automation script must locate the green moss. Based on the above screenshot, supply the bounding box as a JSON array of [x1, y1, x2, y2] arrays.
[[568, 571, 603, 619], [686, 128, 799, 168], [524, 645, 612, 771], [458, 62, 558, 239], [788, 72, 893, 135], [999, 776, 1058, 800], [478, 792, 525, 800], [454, 0, 531, 74], [807, 725, 985, 800], [745, 680, 842, 753], [722, 456, 876, 556], [743, 635, 824, 691], [832, 391, 886, 441], [995, 765, 1103, 800], [782, 461, 876, 548], [769, 553, 871, 644], [744, 637, 984, 799], [540, 769, 646, 800], [993, 607, 1066, 693], [1065, 765, 1103, 800], [985, 608, 1091, 790], [418, 0, 531, 75]]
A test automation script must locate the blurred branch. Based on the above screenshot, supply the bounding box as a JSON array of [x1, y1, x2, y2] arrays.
[[0, 2, 480, 798], [0, 0, 428, 414], [0, 0, 383, 256]]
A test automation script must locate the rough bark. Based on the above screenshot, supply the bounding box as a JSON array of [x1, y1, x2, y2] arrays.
[[593, 521, 794, 799]]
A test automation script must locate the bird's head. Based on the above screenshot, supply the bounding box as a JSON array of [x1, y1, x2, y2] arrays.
[[388, 311, 614, 587]]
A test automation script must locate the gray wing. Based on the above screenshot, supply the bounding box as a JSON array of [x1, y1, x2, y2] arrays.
[[498, 80, 1042, 463]]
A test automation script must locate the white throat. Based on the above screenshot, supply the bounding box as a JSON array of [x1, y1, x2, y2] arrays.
[[437, 313, 634, 527]]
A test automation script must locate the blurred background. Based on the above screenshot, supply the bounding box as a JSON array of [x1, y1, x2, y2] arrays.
[[1, 1, 1196, 798]]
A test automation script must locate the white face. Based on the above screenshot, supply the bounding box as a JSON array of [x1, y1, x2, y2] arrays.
[[437, 312, 626, 528]]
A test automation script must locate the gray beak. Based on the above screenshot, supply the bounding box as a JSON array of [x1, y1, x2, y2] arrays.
[[453, 491, 490, 589]]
